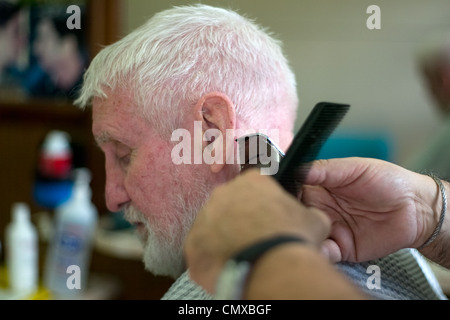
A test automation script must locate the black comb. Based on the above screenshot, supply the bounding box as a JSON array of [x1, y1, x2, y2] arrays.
[[273, 102, 350, 196]]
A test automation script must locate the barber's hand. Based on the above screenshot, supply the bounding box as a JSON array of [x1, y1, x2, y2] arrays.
[[302, 157, 441, 263], [185, 169, 331, 294]]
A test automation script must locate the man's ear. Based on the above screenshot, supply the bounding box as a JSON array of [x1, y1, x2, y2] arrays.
[[193, 92, 236, 173]]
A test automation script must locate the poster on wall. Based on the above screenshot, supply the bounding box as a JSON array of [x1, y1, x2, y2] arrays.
[[0, 0, 88, 102]]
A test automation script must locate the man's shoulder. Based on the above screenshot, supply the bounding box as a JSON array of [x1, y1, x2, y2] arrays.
[[336, 249, 447, 300], [161, 271, 214, 300]]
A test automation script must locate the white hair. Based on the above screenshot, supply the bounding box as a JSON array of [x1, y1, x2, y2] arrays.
[[75, 4, 298, 136]]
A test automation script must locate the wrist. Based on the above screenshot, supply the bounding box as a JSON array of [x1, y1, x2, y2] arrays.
[[419, 179, 450, 268], [244, 243, 314, 299], [412, 173, 443, 247], [214, 234, 307, 299], [417, 174, 447, 249], [246, 242, 366, 299]]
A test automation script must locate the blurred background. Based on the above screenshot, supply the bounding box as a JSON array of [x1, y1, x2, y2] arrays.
[[122, 0, 450, 166], [0, 0, 449, 299]]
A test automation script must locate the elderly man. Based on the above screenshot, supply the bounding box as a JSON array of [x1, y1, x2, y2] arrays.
[[76, 4, 446, 299]]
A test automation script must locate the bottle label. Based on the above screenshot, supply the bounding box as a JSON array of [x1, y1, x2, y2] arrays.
[[56, 224, 87, 256], [39, 155, 72, 179], [59, 232, 83, 254]]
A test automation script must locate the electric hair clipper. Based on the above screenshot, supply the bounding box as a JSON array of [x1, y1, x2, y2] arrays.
[[236, 102, 350, 196]]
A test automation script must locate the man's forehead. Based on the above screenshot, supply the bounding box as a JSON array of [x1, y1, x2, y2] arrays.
[[91, 95, 128, 147], [91, 89, 140, 117], [91, 94, 154, 148]]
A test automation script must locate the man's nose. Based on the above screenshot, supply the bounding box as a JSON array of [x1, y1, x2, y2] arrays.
[[104, 160, 130, 212]]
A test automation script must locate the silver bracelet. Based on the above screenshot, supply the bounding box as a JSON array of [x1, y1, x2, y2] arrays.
[[418, 173, 447, 249]]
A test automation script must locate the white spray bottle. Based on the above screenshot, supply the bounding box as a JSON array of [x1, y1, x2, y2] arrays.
[[44, 168, 98, 299], [5, 202, 39, 295]]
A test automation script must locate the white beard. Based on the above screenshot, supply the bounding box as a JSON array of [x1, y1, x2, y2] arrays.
[[124, 176, 211, 279]]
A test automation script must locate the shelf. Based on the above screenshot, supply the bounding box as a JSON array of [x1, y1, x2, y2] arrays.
[[0, 98, 89, 123]]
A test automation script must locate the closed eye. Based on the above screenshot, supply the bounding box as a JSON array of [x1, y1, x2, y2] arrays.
[[115, 141, 132, 168], [118, 153, 131, 167]]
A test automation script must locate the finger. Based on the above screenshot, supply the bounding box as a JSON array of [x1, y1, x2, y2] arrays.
[[303, 159, 334, 186], [320, 239, 342, 263], [304, 158, 367, 188], [305, 206, 332, 244]]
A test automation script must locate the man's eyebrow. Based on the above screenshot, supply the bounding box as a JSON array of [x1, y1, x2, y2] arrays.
[[94, 131, 112, 147]]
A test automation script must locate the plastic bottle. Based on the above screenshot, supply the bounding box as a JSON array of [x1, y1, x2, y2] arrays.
[[44, 168, 98, 299], [5, 202, 39, 295], [33, 130, 74, 209], [38, 130, 73, 179]]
